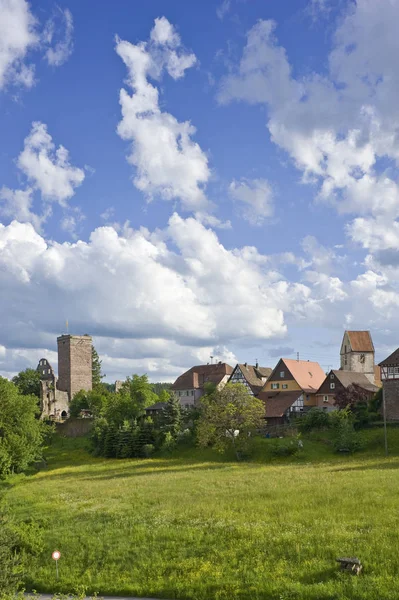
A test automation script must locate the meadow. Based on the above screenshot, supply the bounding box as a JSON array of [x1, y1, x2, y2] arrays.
[[3, 429, 399, 600]]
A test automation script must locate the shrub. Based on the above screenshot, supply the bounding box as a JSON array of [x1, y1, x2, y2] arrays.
[[298, 408, 330, 433], [160, 432, 176, 454], [269, 435, 303, 457], [333, 418, 363, 453], [141, 444, 155, 458]]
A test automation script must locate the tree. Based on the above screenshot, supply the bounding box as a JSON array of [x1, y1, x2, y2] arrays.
[[0, 509, 21, 596], [92, 346, 105, 389], [11, 368, 41, 398], [117, 374, 159, 421], [197, 383, 265, 460], [69, 389, 108, 418], [334, 385, 370, 428], [151, 382, 173, 396], [161, 394, 181, 439], [0, 378, 51, 478]]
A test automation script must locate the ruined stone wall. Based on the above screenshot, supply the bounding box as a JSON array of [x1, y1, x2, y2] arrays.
[[55, 417, 93, 437], [383, 379, 399, 420], [40, 379, 69, 420], [57, 334, 92, 400]]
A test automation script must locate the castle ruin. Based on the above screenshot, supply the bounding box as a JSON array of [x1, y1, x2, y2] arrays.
[[37, 334, 93, 420]]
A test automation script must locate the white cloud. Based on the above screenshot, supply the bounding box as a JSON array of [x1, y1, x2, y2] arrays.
[[229, 178, 274, 225], [0, 214, 326, 380], [218, 2, 399, 267], [217, 0, 231, 21], [0, 187, 46, 231], [43, 8, 74, 67], [0, 0, 38, 90], [116, 18, 210, 213], [17, 121, 85, 204]]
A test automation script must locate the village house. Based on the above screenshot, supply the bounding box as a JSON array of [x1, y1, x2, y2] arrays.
[[227, 363, 272, 396], [379, 348, 399, 420], [261, 391, 305, 427], [172, 362, 233, 408], [315, 369, 380, 412], [259, 358, 326, 408]]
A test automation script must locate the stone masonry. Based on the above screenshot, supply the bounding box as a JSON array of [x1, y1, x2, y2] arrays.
[[57, 334, 93, 401], [383, 379, 399, 420]]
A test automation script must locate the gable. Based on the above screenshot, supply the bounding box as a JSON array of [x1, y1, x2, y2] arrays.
[[267, 359, 295, 383], [341, 331, 374, 353]]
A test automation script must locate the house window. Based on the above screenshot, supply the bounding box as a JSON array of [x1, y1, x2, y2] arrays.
[[43, 370, 46, 375], [282, 384, 288, 389], [330, 383, 335, 390], [330, 373, 335, 379], [271, 383, 279, 390], [323, 395, 329, 403], [344, 357, 347, 366], [191, 390, 194, 396], [280, 371, 285, 378]]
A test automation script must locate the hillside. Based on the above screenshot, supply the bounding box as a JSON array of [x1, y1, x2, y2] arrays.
[[3, 429, 399, 600]]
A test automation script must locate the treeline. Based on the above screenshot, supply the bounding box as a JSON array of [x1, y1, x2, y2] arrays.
[[71, 374, 185, 458], [0, 377, 51, 479]]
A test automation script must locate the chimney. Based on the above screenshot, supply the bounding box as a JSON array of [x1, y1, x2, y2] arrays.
[[244, 362, 247, 367], [255, 362, 259, 369]]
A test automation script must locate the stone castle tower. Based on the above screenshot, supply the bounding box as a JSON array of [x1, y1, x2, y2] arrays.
[[57, 334, 93, 401], [38, 334, 93, 420], [340, 330, 375, 384]]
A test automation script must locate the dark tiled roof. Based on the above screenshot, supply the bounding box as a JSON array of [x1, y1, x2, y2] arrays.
[[172, 363, 233, 391], [332, 370, 379, 393], [347, 331, 374, 352], [232, 364, 272, 394], [258, 391, 302, 418], [379, 348, 399, 367]]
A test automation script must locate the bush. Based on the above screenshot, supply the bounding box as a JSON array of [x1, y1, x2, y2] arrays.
[[141, 444, 155, 458], [160, 431, 176, 454], [333, 418, 363, 453], [298, 408, 330, 433], [269, 435, 303, 457]]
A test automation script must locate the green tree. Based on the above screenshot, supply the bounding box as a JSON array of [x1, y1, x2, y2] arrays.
[[161, 394, 181, 439], [11, 368, 41, 398], [0, 509, 21, 597], [92, 345, 105, 389], [151, 382, 173, 396], [197, 383, 265, 460], [117, 374, 158, 421], [0, 378, 50, 478], [69, 389, 108, 418]]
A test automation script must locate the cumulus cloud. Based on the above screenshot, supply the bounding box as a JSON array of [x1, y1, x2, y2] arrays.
[[0, 1, 75, 93], [116, 17, 211, 213], [17, 122, 85, 203], [0, 122, 85, 234], [43, 7, 74, 67], [218, 1, 399, 257], [0, 0, 38, 90], [229, 178, 274, 225], [0, 214, 331, 380]]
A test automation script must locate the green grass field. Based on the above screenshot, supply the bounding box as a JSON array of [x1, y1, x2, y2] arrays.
[[3, 429, 399, 600]]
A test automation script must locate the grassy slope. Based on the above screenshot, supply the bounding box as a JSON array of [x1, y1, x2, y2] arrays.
[[4, 430, 399, 600]]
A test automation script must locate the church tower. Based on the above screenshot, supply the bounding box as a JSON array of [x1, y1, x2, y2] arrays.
[[340, 330, 375, 384]]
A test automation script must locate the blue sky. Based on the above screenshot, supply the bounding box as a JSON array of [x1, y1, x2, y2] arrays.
[[1, 0, 399, 382]]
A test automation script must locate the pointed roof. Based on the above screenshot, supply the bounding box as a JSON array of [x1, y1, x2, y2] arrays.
[[280, 359, 326, 393], [379, 348, 399, 367], [258, 391, 302, 418], [172, 363, 233, 390], [345, 331, 374, 352], [231, 363, 272, 394]]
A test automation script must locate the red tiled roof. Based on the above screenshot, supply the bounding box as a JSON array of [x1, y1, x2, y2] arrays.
[[346, 331, 374, 352], [281, 359, 326, 392], [172, 363, 233, 390]]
